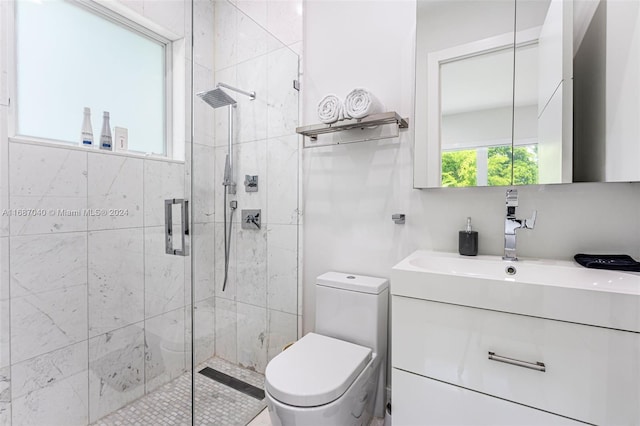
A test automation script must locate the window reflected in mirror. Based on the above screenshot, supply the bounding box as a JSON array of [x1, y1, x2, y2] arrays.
[[439, 43, 539, 187]]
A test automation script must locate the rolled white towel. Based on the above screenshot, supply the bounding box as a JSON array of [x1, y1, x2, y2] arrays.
[[317, 94, 344, 124], [344, 88, 384, 119]]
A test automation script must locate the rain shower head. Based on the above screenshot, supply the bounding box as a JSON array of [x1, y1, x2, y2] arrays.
[[197, 82, 256, 109], [196, 88, 237, 109]]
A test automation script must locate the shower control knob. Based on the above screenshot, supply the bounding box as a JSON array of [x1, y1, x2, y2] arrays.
[[241, 209, 261, 230]]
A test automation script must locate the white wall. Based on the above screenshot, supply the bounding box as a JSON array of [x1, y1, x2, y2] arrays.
[[302, 0, 640, 336]]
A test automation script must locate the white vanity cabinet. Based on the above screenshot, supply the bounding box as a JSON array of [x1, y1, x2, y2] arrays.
[[390, 251, 640, 426]]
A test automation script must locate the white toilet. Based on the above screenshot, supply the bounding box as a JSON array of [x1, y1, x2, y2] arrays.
[[264, 272, 389, 426]]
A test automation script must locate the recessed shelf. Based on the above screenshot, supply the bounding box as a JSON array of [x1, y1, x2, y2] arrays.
[[297, 112, 409, 148]]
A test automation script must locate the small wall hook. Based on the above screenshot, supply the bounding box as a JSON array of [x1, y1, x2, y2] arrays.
[[392, 214, 405, 224]]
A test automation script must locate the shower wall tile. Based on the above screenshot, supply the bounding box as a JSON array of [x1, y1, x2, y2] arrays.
[[193, 63, 215, 147], [288, 41, 303, 57], [184, 60, 194, 144], [214, 221, 236, 300], [215, 297, 237, 363], [88, 228, 144, 337], [266, 0, 303, 48], [267, 47, 299, 139], [183, 303, 192, 371], [143, 0, 185, 37], [194, 297, 215, 366], [10, 285, 87, 364], [235, 0, 267, 30], [10, 232, 87, 298], [236, 227, 267, 308], [193, 222, 216, 302], [183, 0, 193, 59], [267, 224, 297, 315], [145, 307, 186, 393], [267, 309, 297, 363], [0, 366, 9, 426], [235, 139, 268, 224], [145, 226, 185, 318], [0, 236, 8, 301], [237, 9, 269, 64], [236, 56, 268, 143], [267, 135, 299, 225], [192, 143, 216, 223], [0, 107, 8, 237], [9, 142, 87, 236], [236, 302, 267, 373], [193, 0, 215, 70], [213, 66, 237, 148], [0, 9, 7, 105], [11, 341, 88, 426], [183, 249, 192, 306], [88, 322, 145, 423], [214, 0, 238, 71], [0, 299, 8, 369], [143, 159, 185, 227], [88, 154, 143, 231]]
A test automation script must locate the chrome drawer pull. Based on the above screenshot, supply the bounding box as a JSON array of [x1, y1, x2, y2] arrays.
[[488, 351, 546, 372]]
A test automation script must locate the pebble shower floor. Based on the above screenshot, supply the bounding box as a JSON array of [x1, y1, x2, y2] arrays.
[[92, 358, 266, 426]]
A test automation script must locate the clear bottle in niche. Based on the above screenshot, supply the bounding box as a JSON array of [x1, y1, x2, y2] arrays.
[[81, 107, 94, 147], [100, 111, 113, 151], [459, 217, 478, 256]]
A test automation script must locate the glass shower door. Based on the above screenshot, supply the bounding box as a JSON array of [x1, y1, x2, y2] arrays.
[[0, 0, 194, 424], [190, 0, 300, 424]]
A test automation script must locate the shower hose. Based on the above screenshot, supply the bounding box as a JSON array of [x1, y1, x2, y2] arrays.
[[222, 189, 235, 292]]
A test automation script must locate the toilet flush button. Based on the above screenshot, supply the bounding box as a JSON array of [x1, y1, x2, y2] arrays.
[[346, 276, 356, 279]]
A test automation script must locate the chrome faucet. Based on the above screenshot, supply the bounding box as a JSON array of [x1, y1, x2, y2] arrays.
[[503, 189, 536, 261]]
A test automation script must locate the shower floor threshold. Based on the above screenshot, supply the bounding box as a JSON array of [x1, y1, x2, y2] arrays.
[[92, 357, 266, 426]]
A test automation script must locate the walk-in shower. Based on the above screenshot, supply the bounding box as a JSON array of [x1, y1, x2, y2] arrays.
[[197, 83, 255, 292], [2, 0, 299, 422]]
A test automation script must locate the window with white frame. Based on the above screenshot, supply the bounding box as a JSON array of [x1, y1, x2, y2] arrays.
[[15, 0, 171, 156]]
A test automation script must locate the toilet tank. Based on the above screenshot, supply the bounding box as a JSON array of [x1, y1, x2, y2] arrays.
[[315, 272, 389, 356]]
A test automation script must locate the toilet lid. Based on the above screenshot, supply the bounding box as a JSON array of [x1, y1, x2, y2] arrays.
[[265, 333, 372, 407]]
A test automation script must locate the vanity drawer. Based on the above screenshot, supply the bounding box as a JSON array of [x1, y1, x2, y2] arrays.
[[392, 368, 581, 425], [392, 296, 640, 425]]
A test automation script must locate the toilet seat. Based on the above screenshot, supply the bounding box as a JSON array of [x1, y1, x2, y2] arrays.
[[265, 333, 372, 408]]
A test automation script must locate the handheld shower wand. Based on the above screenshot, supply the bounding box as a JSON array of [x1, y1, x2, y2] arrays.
[[197, 83, 255, 292]]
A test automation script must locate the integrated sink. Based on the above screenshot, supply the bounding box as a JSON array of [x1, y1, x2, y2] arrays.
[[392, 250, 640, 332]]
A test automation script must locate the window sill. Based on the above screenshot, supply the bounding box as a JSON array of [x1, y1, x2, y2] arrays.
[[9, 136, 185, 164]]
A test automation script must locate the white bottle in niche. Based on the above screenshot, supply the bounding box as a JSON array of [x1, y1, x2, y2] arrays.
[[80, 107, 94, 147], [99, 111, 113, 151]]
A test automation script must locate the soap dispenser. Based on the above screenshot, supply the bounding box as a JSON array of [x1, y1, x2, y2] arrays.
[[459, 217, 478, 256]]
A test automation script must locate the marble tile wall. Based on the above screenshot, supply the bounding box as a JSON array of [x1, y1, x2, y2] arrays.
[[208, 0, 301, 375], [0, 0, 200, 423], [3, 143, 190, 424]]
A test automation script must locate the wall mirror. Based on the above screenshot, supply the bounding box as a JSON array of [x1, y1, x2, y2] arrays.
[[414, 0, 640, 188]]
